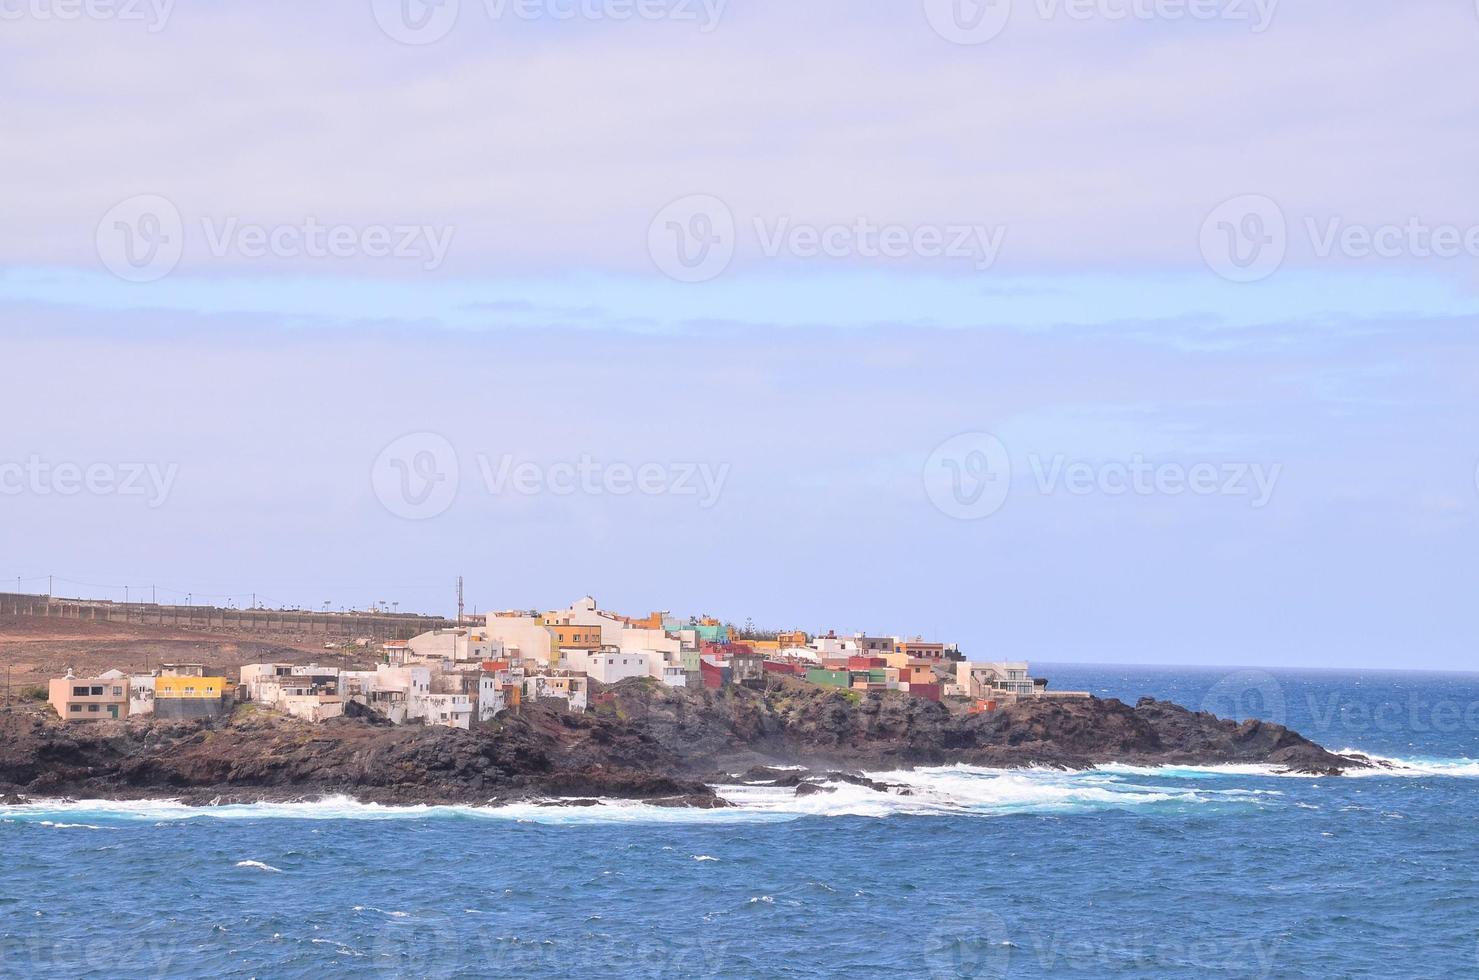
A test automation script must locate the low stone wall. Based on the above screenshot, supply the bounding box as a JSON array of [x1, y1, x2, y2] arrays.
[[154, 697, 232, 720], [0, 593, 452, 642]]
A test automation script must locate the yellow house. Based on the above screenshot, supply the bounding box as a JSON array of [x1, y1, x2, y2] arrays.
[[882, 651, 912, 671], [155, 675, 227, 698], [155, 675, 232, 720]]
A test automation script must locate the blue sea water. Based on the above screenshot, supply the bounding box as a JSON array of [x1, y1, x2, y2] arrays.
[[4, 665, 1479, 979]]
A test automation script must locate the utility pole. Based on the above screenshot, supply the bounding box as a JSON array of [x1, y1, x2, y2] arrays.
[[457, 576, 464, 626], [48, 575, 52, 598], [4, 663, 10, 709], [152, 585, 156, 605]]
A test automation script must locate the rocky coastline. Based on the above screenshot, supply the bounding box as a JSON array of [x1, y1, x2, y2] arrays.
[[0, 680, 1371, 809]]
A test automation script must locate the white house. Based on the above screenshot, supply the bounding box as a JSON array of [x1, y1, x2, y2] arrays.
[[956, 661, 1036, 700], [422, 693, 472, 729], [407, 627, 504, 665], [563, 648, 651, 685], [127, 674, 156, 715], [483, 613, 555, 666], [281, 695, 345, 722], [523, 673, 590, 712], [101, 668, 157, 716], [619, 627, 684, 678], [810, 634, 859, 657]]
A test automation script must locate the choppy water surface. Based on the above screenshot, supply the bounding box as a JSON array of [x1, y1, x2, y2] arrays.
[[4, 666, 1479, 978]]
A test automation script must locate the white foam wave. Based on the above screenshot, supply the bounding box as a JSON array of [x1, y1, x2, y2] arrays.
[[2, 754, 1472, 825], [235, 860, 282, 873], [1091, 762, 1310, 779], [1331, 750, 1479, 778]]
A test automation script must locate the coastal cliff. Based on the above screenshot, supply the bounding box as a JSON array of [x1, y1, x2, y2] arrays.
[[0, 680, 1366, 807]]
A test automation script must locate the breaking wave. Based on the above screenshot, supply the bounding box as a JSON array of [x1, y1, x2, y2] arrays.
[[234, 859, 283, 872], [3, 756, 1474, 826], [1331, 750, 1479, 778]]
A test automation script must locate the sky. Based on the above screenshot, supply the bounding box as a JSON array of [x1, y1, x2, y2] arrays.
[[2, 0, 1478, 669]]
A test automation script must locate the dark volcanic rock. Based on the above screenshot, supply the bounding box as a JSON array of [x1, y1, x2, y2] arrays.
[[0, 680, 1366, 807]]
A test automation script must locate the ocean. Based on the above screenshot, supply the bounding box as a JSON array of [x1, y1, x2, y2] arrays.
[[3, 664, 1478, 978]]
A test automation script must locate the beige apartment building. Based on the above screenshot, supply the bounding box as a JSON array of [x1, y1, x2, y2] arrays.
[[49, 672, 130, 722]]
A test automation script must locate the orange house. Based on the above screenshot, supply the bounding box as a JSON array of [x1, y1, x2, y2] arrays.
[[901, 661, 938, 686], [894, 639, 948, 661], [626, 611, 666, 631], [551, 624, 602, 650]]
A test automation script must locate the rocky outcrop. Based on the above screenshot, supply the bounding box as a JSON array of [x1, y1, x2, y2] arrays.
[[0, 680, 1367, 806]]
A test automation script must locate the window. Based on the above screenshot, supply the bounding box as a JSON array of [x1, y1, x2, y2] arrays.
[[113, 687, 123, 696], [73, 686, 88, 696], [88, 704, 100, 712], [90, 686, 104, 696], [70, 704, 81, 712]]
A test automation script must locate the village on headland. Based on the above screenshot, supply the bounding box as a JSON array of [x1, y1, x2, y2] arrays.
[[41, 596, 1090, 729]]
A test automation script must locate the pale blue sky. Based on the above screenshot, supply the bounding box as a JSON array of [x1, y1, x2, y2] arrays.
[[2, 0, 1478, 669]]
